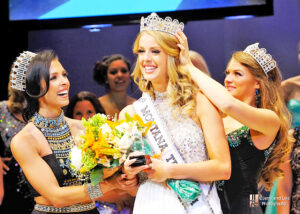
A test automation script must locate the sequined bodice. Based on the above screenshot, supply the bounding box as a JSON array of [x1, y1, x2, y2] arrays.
[[0, 101, 25, 154], [32, 112, 81, 187], [152, 92, 208, 163]]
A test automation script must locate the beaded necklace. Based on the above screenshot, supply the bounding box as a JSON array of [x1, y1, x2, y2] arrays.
[[32, 111, 81, 186]]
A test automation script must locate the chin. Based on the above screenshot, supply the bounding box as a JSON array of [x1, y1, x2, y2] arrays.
[[143, 74, 158, 82], [60, 100, 69, 108]]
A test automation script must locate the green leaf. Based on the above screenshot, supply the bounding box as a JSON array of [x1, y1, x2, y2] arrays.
[[110, 159, 120, 167], [90, 168, 103, 185]]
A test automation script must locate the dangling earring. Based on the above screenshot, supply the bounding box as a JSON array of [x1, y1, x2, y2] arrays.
[[255, 89, 261, 108]]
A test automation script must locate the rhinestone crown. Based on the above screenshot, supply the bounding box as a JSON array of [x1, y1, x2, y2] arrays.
[[243, 43, 277, 75], [10, 51, 37, 91], [140, 12, 184, 36]]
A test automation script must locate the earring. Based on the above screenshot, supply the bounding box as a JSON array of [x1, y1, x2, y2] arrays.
[[255, 89, 261, 108]]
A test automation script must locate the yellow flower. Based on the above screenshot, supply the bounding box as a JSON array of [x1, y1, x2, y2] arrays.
[[133, 114, 153, 136]]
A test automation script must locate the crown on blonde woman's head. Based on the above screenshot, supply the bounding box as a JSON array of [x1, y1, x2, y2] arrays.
[[140, 12, 184, 36], [243, 43, 277, 76], [10, 51, 37, 91]]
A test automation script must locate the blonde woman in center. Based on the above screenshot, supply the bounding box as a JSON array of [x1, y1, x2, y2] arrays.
[[120, 13, 231, 214]]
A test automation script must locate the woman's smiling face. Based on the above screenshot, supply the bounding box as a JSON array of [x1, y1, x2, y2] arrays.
[[137, 33, 169, 90]]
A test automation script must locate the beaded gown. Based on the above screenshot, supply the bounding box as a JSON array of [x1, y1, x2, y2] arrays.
[[133, 92, 222, 214], [0, 101, 35, 214], [216, 126, 277, 214], [29, 112, 99, 214]]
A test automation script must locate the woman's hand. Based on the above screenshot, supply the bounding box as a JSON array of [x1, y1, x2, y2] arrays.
[[0, 157, 11, 175], [123, 151, 150, 178], [146, 158, 171, 183], [109, 172, 138, 191], [176, 30, 193, 67]]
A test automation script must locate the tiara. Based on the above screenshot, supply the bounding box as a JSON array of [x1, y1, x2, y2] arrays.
[[10, 51, 37, 91], [140, 12, 184, 36], [243, 43, 277, 76]]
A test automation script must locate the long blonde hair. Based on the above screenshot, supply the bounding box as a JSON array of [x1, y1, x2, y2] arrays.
[[132, 30, 198, 117], [231, 51, 292, 190]]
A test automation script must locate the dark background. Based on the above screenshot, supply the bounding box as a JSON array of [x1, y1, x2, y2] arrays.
[[2, 0, 300, 101]]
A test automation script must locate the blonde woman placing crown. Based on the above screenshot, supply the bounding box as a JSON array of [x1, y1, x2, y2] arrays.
[[177, 31, 292, 213], [120, 12, 231, 214]]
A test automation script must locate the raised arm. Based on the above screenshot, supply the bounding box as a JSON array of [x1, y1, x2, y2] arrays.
[[176, 31, 280, 139]]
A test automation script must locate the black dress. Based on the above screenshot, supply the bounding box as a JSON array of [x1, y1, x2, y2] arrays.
[[28, 112, 99, 214], [216, 126, 277, 214]]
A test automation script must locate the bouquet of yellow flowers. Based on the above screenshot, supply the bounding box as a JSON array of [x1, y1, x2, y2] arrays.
[[69, 113, 152, 185]]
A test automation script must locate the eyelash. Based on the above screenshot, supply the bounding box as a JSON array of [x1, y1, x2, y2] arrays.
[[137, 49, 160, 54], [225, 71, 242, 76], [50, 72, 68, 80]]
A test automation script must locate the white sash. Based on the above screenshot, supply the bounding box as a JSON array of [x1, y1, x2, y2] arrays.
[[133, 93, 184, 164], [133, 93, 221, 214]]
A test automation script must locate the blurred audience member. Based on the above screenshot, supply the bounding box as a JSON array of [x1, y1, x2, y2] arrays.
[[274, 42, 300, 214], [0, 66, 34, 213], [93, 54, 136, 118], [65, 91, 105, 120], [65, 91, 135, 213], [189, 50, 211, 76]]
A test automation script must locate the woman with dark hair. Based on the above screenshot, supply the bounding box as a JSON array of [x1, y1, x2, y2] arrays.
[[65, 91, 105, 120], [10, 50, 138, 214], [0, 60, 35, 213], [93, 54, 136, 118]]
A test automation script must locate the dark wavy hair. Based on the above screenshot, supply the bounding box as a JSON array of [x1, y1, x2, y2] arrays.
[[65, 91, 105, 118], [23, 50, 57, 122], [93, 54, 131, 88]]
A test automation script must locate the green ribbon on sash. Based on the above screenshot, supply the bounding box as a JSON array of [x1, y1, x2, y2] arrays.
[[130, 139, 202, 204]]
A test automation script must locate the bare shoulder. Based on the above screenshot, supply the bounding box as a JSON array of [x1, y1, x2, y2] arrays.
[[119, 104, 135, 120], [99, 95, 108, 104], [282, 75, 300, 87], [11, 123, 41, 152], [65, 117, 84, 136], [65, 117, 83, 129]]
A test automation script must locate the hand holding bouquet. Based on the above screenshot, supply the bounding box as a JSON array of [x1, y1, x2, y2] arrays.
[[69, 113, 152, 185]]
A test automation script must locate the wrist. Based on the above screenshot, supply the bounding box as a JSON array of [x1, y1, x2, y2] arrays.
[[165, 163, 174, 179], [86, 183, 104, 201]]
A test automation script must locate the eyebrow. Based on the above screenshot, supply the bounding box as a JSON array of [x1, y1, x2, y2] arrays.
[[50, 70, 67, 75], [138, 45, 162, 49]]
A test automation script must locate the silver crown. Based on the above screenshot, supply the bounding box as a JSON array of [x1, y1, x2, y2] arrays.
[[243, 43, 277, 76], [140, 12, 184, 36], [10, 51, 37, 91]]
